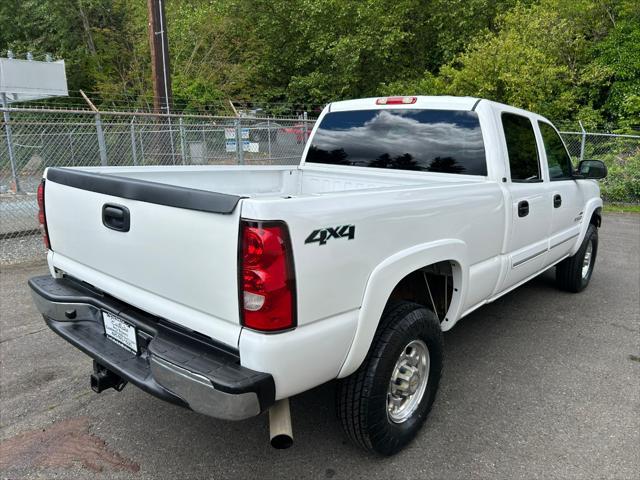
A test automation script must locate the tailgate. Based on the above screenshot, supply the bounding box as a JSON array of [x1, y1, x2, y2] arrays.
[[43, 168, 244, 348]]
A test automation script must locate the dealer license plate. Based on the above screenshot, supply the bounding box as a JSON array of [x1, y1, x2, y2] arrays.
[[102, 311, 138, 354]]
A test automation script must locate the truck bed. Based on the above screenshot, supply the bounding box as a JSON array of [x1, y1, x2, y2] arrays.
[[66, 164, 477, 199], [43, 164, 492, 352]]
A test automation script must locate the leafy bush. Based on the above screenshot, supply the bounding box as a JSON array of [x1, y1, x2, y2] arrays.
[[600, 150, 640, 203]]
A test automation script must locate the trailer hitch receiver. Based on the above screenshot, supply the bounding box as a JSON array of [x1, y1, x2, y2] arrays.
[[91, 361, 127, 393]]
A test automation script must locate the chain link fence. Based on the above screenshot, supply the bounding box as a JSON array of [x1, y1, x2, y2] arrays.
[[1, 107, 315, 240], [1, 107, 638, 263], [559, 130, 639, 204], [560, 130, 639, 163]]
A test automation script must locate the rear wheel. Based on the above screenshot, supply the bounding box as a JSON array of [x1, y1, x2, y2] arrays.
[[556, 224, 598, 293], [336, 301, 443, 455]]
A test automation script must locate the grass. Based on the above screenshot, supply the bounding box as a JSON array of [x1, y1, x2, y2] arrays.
[[603, 202, 640, 213]]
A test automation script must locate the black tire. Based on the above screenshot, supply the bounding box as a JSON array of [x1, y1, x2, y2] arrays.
[[556, 224, 598, 293], [336, 301, 443, 456]]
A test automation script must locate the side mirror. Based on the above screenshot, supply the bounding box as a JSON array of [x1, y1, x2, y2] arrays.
[[576, 160, 607, 179]]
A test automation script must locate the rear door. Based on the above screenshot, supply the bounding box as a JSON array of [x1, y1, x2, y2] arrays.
[[500, 112, 552, 290], [43, 168, 243, 347], [537, 121, 584, 264]]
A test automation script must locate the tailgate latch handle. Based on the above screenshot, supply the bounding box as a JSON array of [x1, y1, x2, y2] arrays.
[[102, 204, 130, 232]]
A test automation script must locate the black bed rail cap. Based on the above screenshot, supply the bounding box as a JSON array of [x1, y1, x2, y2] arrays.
[[46, 167, 244, 215]]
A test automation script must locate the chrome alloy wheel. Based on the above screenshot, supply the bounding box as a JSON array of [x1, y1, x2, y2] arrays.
[[387, 339, 430, 423], [582, 240, 593, 279]]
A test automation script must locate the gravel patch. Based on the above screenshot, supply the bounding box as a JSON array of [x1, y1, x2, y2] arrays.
[[1, 234, 46, 266]]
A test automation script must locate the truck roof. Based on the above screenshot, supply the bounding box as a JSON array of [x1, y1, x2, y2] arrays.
[[326, 95, 553, 126], [328, 95, 481, 112]]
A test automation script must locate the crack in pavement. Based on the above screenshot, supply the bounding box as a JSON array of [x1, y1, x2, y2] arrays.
[[0, 327, 48, 344]]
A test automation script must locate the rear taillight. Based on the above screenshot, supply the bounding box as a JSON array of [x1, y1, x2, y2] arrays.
[[239, 220, 296, 332], [376, 96, 417, 105], [36, 180, 51, 250]]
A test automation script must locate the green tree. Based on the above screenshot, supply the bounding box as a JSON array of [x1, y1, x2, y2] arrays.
[[590, 0, 640, 130], [0, 0, 98, 93], [385, 0, 639, 129], [0, 0, 637, 126]]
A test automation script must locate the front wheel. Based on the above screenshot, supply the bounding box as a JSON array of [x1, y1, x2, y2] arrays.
[[556, 224, 598, 293], [336, 301, 443, 455]]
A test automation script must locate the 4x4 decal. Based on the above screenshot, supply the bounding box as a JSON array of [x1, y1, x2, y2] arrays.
[[305, 225, 355, 246]]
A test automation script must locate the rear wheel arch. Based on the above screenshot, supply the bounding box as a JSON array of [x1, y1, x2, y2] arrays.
[[337, 241, 468, 378], [387, 260, 462, 326]]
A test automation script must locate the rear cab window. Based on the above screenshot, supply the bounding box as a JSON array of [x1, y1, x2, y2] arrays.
[[305, 109, 487, 175]]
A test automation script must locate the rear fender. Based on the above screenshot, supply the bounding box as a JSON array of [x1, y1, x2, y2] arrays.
[[337, 239, 468, 378]]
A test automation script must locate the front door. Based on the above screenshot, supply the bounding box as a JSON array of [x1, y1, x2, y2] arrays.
[[537, 121, 585, 264]]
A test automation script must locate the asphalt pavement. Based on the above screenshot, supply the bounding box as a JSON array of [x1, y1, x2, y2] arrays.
[[1, 213, 638, 479]]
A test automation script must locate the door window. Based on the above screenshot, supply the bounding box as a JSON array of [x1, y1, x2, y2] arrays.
[[501, 113, 541, 182], [539, 122, 574, 180]]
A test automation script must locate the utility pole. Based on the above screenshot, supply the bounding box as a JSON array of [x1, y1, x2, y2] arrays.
[[147, 0, 176, 163], [147, 0, 172, 114]]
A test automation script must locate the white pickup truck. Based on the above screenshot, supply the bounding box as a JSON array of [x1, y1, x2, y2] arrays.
[[29, 96, 607, 455]]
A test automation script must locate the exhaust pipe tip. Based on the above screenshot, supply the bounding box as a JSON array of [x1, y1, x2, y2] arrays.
[[270, 434, 293, 450], [269, 398, 293, 449]]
